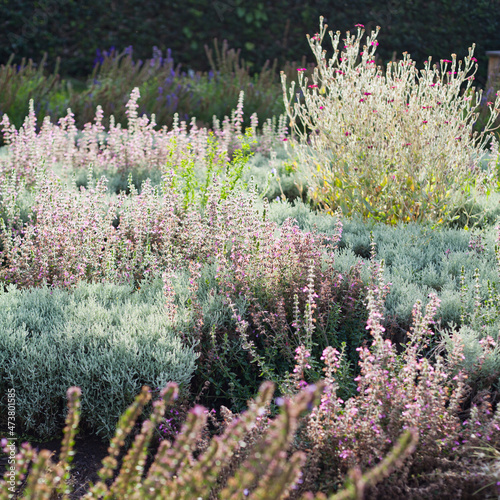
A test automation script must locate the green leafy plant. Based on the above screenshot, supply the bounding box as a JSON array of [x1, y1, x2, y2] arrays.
[[0, 53, 66, 136], [0, 282, 197, 439]]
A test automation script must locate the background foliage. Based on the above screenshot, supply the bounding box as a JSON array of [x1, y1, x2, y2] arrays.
[[1, 0, 499, 86]]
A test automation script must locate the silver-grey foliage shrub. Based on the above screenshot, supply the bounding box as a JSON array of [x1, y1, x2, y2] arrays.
[[0, 282, 198, 439], [268, 199, 500, 327]]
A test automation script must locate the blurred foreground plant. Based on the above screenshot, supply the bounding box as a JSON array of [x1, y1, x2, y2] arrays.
[[0, 382, 420, 499]]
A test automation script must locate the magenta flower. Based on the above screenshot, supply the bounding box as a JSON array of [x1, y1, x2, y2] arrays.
[[297, 68, 307, 71], [308, 84, 318, 88], [355, 23, 364, 28]]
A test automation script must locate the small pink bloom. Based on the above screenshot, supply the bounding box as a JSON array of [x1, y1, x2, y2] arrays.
[[355, 24, 364, 28], [297, 68, 307, 71], [319, 106, 324, 109], [308, 84, 318, 88]]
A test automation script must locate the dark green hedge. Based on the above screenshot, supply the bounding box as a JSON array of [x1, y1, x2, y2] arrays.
[[1, 0, 499, 85]]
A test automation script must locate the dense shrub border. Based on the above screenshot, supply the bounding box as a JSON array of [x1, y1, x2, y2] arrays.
[[1, 0, 498, 87]]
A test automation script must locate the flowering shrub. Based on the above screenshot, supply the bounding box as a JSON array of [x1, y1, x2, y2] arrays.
[[281, 17, 500, 225], [0, 89, 287, 188], [290, 250, 500, 497], [201, 210, 368, 409]]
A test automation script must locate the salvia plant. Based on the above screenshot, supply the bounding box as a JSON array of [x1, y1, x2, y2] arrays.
[[281, 17, 500, 225]]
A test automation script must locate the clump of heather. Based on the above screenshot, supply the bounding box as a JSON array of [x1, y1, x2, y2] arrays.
[[189, 209, 369, 410]]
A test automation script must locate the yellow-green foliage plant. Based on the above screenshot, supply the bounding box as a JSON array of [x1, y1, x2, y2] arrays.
[[0, 383, 418, 499], [281, 17, 500, 225]]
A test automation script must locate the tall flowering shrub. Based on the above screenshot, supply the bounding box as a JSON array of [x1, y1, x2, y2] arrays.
[[281, 17, 500, 225]]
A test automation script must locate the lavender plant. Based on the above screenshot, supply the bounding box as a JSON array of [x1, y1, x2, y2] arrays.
[[281, 17, 500, 225]]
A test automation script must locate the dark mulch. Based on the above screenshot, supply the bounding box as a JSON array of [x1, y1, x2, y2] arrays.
[[1, 433, 109, 498]]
